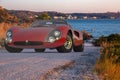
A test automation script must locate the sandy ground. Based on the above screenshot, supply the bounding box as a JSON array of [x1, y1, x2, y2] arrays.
[[0, 43, 100, 80]]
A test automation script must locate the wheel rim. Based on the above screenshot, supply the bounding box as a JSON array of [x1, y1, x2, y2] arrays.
[[64, 35, 72, 49]]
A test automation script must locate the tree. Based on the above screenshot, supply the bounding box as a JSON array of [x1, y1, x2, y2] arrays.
[[36, 13, 51, 20]]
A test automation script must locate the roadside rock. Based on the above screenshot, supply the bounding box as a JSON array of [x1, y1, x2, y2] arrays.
[[82, 30, 93, 40]]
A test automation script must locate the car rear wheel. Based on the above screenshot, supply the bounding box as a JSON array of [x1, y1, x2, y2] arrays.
[[57, 33, 73, 53], [4, 43, 23, 53], [73, 43, 84, 52], [34, 49, 45, 52]]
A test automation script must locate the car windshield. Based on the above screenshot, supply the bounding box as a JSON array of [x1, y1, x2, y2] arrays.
[[30, 20, 68, 28]]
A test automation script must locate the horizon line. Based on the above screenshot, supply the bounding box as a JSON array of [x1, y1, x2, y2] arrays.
[[1, 6, 120, 14]]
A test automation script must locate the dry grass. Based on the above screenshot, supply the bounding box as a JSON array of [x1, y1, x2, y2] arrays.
[[95, 59, 120, 80], [94, 34, 120, 80], [0, 22, 12, 39]]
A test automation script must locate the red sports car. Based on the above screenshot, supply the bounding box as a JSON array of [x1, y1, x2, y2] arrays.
[[4, 20, 84, 53]]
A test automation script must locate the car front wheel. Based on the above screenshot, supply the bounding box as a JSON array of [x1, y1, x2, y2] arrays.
[[57, 33, 73, 53], [5, 43, 23, 53]]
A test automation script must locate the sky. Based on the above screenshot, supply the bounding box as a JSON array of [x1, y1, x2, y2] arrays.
[[0, 0, 120, 13]]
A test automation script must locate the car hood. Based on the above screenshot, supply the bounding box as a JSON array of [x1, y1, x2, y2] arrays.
[[13, 27, 55, 42]]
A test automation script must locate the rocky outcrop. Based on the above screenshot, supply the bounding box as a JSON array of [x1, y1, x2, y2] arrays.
[[82, 30, 93, 40]]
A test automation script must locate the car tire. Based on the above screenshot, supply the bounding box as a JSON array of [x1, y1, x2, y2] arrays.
[[73, 43, 84, 52], [4, 43, 23, 53], [34, 49, 45, 52], [57, 33, 73, 53]]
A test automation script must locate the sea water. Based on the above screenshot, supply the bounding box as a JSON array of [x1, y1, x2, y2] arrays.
[[67, 19, 120, 38]]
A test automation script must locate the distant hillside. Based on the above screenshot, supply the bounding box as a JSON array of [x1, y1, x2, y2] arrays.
[[0, 6, 18, 23], [7, 10, 67, 22], [7, 9, 120, 20], [71, 12, 120, 19], [1, 5, 120, 23], [7, 10, 39, 22]]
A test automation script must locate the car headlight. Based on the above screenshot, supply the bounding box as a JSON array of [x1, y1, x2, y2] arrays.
[[46, 30, 61, 43], [54, 30, 61, 37], [5, 30, 12, 43], [48, 36, 56, 43], [7, 31, 12, 38]]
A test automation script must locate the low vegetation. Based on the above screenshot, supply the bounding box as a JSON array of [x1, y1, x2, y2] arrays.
[[94, 34, 120, 80], [36, 13, 51, 20]]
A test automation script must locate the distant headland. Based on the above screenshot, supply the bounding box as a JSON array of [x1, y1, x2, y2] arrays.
[[0, 6, 120, 23]]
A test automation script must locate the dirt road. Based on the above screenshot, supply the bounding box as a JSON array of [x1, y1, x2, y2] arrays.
[[0, 43, 100, 80]]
